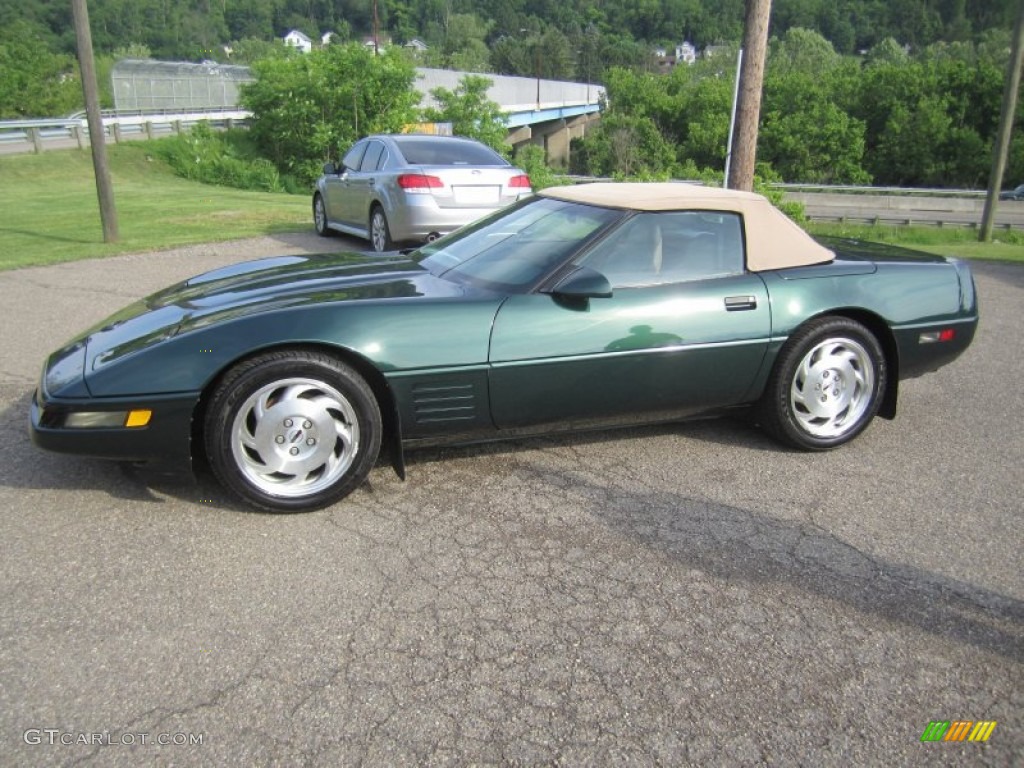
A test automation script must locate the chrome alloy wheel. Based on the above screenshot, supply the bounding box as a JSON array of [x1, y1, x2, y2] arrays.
[[789, 337, 875, 439], [314, 195, 327, 234], [230, 377, 360, 498], [370, 209, 389, 252]]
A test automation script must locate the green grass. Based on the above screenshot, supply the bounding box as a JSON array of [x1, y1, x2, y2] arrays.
[[0, 143, 311, 270], [805, 221, 1024, 264]]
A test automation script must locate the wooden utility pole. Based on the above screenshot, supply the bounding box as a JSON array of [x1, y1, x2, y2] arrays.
[[980, 0, 1024, 242], [727, 0, 773, 192], [372, 0, 379, 55], [72, 0, 119, 243]]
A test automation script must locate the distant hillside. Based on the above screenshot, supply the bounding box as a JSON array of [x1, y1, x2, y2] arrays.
[[4, 0, 1016, 66]]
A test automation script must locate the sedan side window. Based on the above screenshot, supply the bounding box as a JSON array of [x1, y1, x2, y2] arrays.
[[360, 141, 385, 172], [342, 141, 367, 172], [576, 211, 745, 288]]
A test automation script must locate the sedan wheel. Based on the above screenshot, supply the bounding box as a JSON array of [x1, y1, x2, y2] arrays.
[[313, 194, 330, 237], [205, 350, 381, 511], [370, 207, 393, 252], [759, 317, 886, 450]]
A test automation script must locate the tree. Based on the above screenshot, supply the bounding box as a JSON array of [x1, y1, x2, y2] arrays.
[[760, 81, 871, 183], [759, 29, 870, 183], [422, 75, 509, 152], [241, 43, 420, 184], [424, 12, 492, 71], [570, 112, 676, 177], [769, 26, 841, 75], [0, 20, 82, 118], [490, 26, 576, 80], [856, 49, 1005, 187], [226, 37, 295, 65]]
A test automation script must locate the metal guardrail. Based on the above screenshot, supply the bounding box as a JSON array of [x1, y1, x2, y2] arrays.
[[65, 106, 248, 120], [566, 176, 995, 200], [0, 111, 250, 151], [772, 182, 988, 199], [801, 212, 1016, 231]]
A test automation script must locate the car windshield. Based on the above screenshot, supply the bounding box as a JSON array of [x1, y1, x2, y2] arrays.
[[413, 196, 624, 292], [393, 137, 508, 166]]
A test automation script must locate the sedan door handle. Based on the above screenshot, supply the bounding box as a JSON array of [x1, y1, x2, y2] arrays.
[[724, 295, 758, 311]]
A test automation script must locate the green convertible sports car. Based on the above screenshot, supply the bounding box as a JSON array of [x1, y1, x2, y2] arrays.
[[30, 183, 978, 511]]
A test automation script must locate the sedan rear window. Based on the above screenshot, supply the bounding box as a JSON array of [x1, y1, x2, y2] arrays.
[[394, 137, 508, 166]]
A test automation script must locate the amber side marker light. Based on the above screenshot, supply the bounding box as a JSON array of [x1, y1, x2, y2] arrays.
[[64, 409, 152, 428], [125, 409, 152, 428], [919, 329, 956, 344]]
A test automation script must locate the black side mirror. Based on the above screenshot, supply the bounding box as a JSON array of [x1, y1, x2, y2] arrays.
[[551, 266, 613, 299], [323, 162, 336, 176]]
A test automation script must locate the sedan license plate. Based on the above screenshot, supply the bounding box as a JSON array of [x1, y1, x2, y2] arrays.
[[451, 185, 500, 205]]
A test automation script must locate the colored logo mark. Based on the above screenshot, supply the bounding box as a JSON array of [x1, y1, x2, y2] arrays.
[[920, 720, 997, 742]]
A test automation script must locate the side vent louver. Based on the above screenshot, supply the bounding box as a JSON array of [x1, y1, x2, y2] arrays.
[[411, 381, 478, 425]]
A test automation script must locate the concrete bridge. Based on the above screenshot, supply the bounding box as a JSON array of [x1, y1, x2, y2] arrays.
[[414, 68, 604, 165]]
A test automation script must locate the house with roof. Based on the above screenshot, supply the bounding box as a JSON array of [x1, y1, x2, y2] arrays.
[[362, 34, 391, 51], [676, 42, 697, 64], [654, 41, 698, 73], [283, 29, 312, 53]]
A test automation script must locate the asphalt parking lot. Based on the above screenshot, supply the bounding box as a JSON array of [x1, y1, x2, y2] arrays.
[[0, 234, 1020, 766]]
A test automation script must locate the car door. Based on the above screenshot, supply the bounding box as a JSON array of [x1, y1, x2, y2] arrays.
[[323, 141, 366, 226], [339, 139, 386, 230], [488, 211, 771, 429]]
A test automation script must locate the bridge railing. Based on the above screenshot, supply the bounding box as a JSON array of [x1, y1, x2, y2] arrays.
[[0, 110, 250, 152]]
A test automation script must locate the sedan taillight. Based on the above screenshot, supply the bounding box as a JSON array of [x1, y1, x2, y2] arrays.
[[509, 174, 532, 188], [398, 174, 443, 192]]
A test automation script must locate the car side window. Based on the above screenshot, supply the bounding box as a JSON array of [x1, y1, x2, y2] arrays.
[[342, 141, 367, 172], [360, 141, 385, 172], [576, 211, 745, 288]]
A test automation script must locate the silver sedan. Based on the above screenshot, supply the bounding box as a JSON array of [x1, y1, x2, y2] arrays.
[[313, 134, 533, 251]]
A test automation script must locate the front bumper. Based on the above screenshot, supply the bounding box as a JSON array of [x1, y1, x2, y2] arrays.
[[30, 389, 199, 469]]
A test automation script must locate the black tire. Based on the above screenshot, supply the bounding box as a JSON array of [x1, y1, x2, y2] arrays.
[[759, 317, 886, 451], [369, 205, 393, 252], [313, 193, 331, 237], [204, 350, 382, 512]]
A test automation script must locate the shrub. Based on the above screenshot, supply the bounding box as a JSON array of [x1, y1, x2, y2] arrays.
[[151, 124, 284, 193], [514, 145, 572, 191]]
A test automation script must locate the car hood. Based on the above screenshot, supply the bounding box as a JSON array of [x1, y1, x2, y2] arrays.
[[66, 252, 486, 390]]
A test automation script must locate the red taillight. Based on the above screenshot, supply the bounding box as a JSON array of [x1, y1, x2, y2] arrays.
[[509, 174, 531, 188], [397, 173, 443, 191], [939, 328, 956, 342]]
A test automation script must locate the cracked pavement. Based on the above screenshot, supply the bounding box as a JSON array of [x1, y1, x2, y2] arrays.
[[0, 234, 1020, 765]]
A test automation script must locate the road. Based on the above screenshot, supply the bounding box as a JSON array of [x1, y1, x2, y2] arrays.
[[0, 235, 1020, 765]]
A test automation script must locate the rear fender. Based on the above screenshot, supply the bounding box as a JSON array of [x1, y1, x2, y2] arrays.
[[830, 309, 899, 419]]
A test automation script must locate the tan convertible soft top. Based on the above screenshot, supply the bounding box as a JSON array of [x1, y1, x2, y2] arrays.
[[539, 182, 834, 272]]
